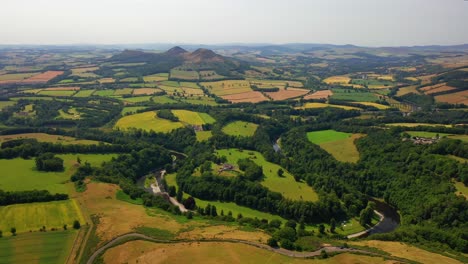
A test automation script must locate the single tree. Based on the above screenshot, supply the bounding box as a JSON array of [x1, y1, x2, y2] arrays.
[[318, 224, 325, 234], [330, 218, 336, 233], [10, 227, 16, 236], [73, 220, 81, 229], [63, 224, 67, 230], [267, 237, 278, 247], [176, 188, 183, 202]]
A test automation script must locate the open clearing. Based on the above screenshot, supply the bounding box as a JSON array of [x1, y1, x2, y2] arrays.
[[0, 133, 100, 145], [307, 130, 364, 163], [103, 240, 391, 264], [0, 231, 77, 264], [115, 111, 184, 133], [0, 154, 116, 193], [0, 199, 85, 233], [222, 121, 258, 137], [196, 131, 212, 141], [350, 240, 463, 264], [217, 149, 318, 201], [454, 181, 468, 198], [172, 110, 215, 125]]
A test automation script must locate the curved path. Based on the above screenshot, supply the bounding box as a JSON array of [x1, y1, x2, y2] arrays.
[[86, 232, 381, 264]]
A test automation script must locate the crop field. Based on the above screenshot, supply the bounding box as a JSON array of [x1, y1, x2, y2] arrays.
[[0, 199, 85, 233], [201, 80, 252, 96], [23, 71, 64, 84], [103, 240, 391, 264], [216, 149, 319, 201], [222, 91, 269, 103], [303, 90, 333, 100], [354, 102, 390, 109], [331, 88, 379, 102], [115, 111, 184, 132], [0, 72, 37, 82], [249, 79, 303, 89], [0, 133, 101, 145], [0, 154, 116, 193], [113, 88, 133, 95], [195, 131, 212, 141], [132, 88, 162, 95], [0, 101, 16, 110], [172, 110, 215, 125], [143, 73, 169, 82], [170, 69, 199, 80], [350, 240, 462, 264], [323, 75, 351, 84], [420, 83, 457, 95], [0, 231, 77, 264], [396, 85, 420, 96], [73, 89, 95, 97], [435, 90, 468, 105], [300, 102, 361, 110], [120, 77, 139, 82], [181, 87, 205, 96], [307, 130, 364, 163], [38, 90, 76, 96], [265, 88, 309, 101], [222, 121, 258, 137]]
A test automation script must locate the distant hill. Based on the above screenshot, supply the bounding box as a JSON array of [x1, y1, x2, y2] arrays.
[[109, 46, 249, 77]]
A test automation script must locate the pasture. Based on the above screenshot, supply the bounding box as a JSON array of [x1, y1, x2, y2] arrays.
[[331, 88, 379, 102], [38, 90, 76, 97], [172, 110, 215, 125], [143, 73, 169, 82], [58, 107, 81, 119], [122, 96, 153, 103], [216, 149, 319, 201], [115, 111, 184, 132], [0, 231, 77, 264], [351, 78, 395, 89], [121, 106, 146, 115], [93, 90, 114, 96], [0, 154, 116, 193], [103, 241, 392, 264], [307, 130, 364, 163], [222, 121, 258, 137], [170, 69, 199, 80], [113, 88, 133, 95], [132, 88, 162, 95], [0, 200, 84, 233], [0, 133, 100, 145], [73, 89, 95, 97]]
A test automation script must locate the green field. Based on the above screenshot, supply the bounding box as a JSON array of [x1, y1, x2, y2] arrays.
[[351, 79, 395, 88], [0, 199, 84, 233], [114, 88, 133, 95], [170, 69, 199, 80], [38, 90, 76, 97], [152, 95, 178, 104], [143, 73, 169, 82], [122, 96, 153, 103], [216, 149, 318, 201], [0, 133, 101, 145], [196, 131, 212, 141], [121, 106, 146, 115], [172, 110, 216, 125], [0, 154, 116, 193], [115, 111, 184, 133], [307, 129, 351, 144], [331, 88, 379, 102], [93, 90, 115, 96], [0, 101, 16, 110], [307, 130, 364, 163], [73, 89, 95, 97], [58, 107, 81, 120], [178, 96, 218, 106], [0, 72, 36, 81], [0, 231, 77, 264], [180, 82, 200, 88], [222, 121, 258, 137]]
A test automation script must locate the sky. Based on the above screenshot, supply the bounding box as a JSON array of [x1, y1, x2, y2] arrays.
[[0, 0, 467, 47]]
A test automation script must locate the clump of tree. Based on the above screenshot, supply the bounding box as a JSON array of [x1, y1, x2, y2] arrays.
[[35, 153, 64, 172], [237, 158, 263, 181], [157, 109, 179, 122], [0, 189, 68, 206]]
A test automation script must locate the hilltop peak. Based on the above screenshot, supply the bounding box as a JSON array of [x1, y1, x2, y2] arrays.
[[184, 48, 225, 63], [165, 46, 188, 56]]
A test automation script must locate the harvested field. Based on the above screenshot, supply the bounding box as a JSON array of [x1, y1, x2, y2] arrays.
[[221, 91, 269, 103], [417, 74, 437, 85], [303, 90, 333, 100], [300, 102, 361, 110], [71, 66, 99, 78], [23, 71, 63, 84], [99, 78, 115, 84], [435, 90, 468, 105], [0, 72, 37, 84], [265, 88, 309, 101], [132, 88, 162, 95], [323, 75, 351, 84]]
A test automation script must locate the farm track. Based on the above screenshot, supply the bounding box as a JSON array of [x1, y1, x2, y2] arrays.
[[86, 232, 408, 264]]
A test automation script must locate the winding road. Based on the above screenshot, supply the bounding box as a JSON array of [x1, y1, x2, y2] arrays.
[[86, 232, 382, 264]]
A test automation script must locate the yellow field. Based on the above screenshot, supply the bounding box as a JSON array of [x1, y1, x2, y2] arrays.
[[404, 77, 419, 82], [355, 102, 390, 109], [143, 73, 169, 82], [300, 102, 361, 110], [98, 78, 115, 84], [104, 241, 393, 264], [172, 110, 216, 125], [0, 133, 101, 145], [397, 85, 420, 96], [71, 67, 99, 78], [376, 75, 394, 81], [196, 131, 212, 141], [323, 75, 351, 84], [350, 240, 463, 264], [319, 134, 365, 163], [201, 80, 252, 96], [0, 199, 85, 233], [115, 111, 184, 133]]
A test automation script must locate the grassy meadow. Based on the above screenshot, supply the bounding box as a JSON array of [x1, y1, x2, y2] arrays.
[[172, 110, 215, 125], [222, 121, 258, 137], [115, 111, 184, 132], [216, 149, 318, 201], [307, 130, 364, 163]]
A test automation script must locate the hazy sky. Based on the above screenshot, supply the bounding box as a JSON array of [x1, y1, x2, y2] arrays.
[[1, 0, 467, 46]]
